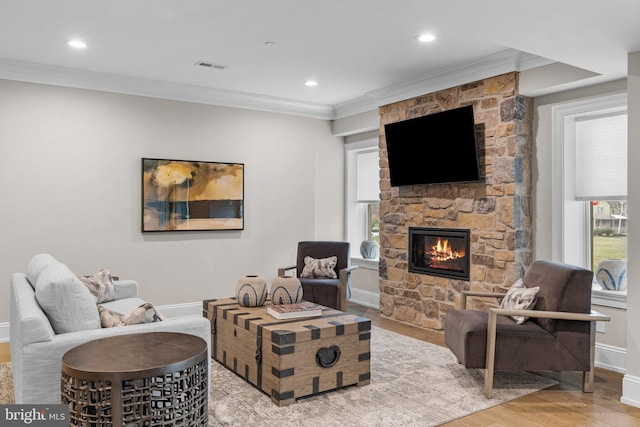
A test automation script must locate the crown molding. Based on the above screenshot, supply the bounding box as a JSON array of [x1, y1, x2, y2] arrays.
[[333, 51, 555, 119], [333, 95, 378, 120], [0, 59, 336, 120], [0, 51, 553, 121], [517, 51, 556, 72], [367, 49, 555, 108]]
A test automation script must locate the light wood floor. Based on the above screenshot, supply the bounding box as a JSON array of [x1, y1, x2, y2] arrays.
[[3, 304, 640, 426], [344, 303, 640, 427], [0, 343, 9, 363]]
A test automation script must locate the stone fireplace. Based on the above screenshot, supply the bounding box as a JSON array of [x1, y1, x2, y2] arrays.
[[378, 72, 533, 330]]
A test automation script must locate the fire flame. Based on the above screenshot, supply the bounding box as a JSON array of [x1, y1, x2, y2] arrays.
[[430, 238, 465, 261]]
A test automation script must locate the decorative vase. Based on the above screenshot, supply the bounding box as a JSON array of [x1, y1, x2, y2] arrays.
[[270, 275, 303, 305], [236, 275, 268, 307], [360, 240, 379, 259], [595, 259, 627, 291]]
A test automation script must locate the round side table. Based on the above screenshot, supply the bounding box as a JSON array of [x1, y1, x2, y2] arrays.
[[61, 332, 208, 426]]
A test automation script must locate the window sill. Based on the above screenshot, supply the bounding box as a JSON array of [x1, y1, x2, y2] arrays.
[[592, 283, 627, 309], [351, 257, 379, 270], [349, 262, 626, 308]]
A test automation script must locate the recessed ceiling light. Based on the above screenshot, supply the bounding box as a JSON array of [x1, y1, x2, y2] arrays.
[[66, 39, 87, 49], [305, 80, 318, 87], [416, 33, 436, 43]]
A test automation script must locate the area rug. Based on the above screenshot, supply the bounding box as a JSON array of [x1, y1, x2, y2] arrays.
[[0, 327, 556, 426], [208, 327, 556, 426], [0, 362, 14, 404]]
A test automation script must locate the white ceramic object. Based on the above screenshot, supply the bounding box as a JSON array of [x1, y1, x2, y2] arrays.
[[595, 259, 627, 291], [236, 275, 268, 306], [270, 275, 303, 305], [360, 240, 379, 259]]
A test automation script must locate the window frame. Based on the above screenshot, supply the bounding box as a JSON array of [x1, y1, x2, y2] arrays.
[[552, 92, 628, 308], [345, 138, 380, 267]]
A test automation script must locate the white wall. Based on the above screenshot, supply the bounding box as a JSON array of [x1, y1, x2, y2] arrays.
[[350, 261, 380, 308], [0, 79, 344, 323], [623, 51, 640, 408]]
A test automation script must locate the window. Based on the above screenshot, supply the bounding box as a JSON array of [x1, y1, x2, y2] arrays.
[[367, 203, 380, 245], [576, 110, 628, 271], [590, 200, 627, 270], [345, 139, 380, 260], [553, 93, 628, 306]]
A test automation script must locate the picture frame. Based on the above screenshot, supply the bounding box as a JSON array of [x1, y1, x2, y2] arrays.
[[142, 158, 244, 232]]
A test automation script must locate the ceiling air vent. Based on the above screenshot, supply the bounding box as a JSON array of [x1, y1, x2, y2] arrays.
[[195, 61, 228, 70]]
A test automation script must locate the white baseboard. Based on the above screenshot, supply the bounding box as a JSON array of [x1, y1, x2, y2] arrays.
[[349, 288, 380, 309], [0, 322, 8, 343], [157, 301, 202, 318], [622, 374, 640, 408], [595, 343, 626, 373]]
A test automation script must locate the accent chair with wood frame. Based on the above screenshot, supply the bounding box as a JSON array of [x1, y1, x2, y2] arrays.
[[444, 260, 610, 398], [278, 241, 358, 312]]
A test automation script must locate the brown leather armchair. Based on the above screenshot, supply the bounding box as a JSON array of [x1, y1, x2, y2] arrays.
[[444, 260, 610, 398], [278, 241, 358, 311]]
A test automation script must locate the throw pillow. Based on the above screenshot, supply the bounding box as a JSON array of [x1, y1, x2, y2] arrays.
[[78, 268, 116, 303], [35, 262, 101, 334], [300, 256, 338, 279], [126, 302, 166, 324], [98, 305, 126, 327], [98, 303, 165, 328], [499, 278, 540, 324]]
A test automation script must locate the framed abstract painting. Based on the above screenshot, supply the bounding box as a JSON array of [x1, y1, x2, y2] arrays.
[[142, 158, 244, 231]]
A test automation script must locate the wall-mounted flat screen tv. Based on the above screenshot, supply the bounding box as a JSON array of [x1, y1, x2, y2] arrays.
[[384, 105, 481, 187]]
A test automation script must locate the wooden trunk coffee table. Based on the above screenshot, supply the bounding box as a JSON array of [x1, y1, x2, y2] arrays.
[[203, 298, 371, 406], [61, 332, 208, 426]]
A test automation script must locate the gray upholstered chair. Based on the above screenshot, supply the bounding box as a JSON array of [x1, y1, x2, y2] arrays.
[[278, 241, 358, 311], [444, 260, 610, 398]]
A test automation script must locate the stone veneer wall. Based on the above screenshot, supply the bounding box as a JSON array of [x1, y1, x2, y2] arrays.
[[378, 72, 533, 330]]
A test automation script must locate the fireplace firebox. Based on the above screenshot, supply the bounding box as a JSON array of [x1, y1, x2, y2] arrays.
[[409, 227, 470, 280]]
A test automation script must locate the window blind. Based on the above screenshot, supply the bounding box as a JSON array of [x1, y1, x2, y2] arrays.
[[357, 150, 379, 202], [575, 112, 627, 200]]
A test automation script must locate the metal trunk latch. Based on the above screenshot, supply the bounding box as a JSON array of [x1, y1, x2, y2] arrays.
[[316, 345, 341, 368]]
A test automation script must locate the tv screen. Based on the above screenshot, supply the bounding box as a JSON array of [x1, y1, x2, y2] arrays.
[[384, 105, 481, 187]]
